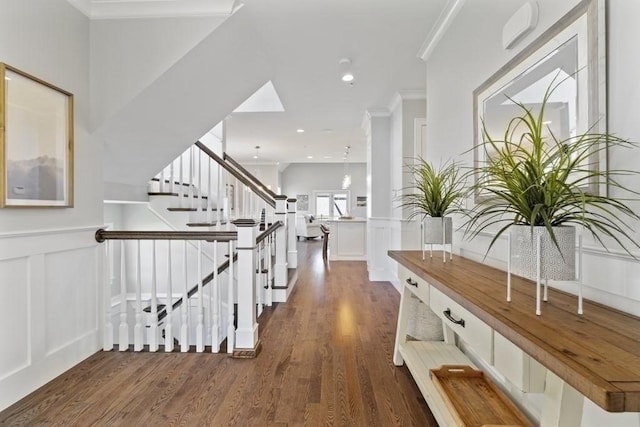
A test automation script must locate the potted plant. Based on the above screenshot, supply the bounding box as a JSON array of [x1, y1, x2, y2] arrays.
[[399, 158, 468, 257], [465, 82, 640, 284]]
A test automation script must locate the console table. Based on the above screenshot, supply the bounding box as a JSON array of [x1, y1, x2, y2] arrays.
[[389, 250, 640, 426]]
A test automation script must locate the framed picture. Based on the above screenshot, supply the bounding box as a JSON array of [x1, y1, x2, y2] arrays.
[[1, 63, 74, 207], [296, 194, 309, 211], [356, 196, 367, 207]]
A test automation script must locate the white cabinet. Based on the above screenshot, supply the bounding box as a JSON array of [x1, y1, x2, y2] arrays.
[[494, 331, 546, 393], [429, 286, 494, 364]]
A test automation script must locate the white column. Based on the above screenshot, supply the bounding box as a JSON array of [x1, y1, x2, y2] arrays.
[[233, 219, 259, 351], [274, 196, 288, 287], [287, 198, 298, 269]]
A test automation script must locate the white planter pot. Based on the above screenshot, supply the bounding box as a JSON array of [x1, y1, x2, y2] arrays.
[[510, 225, 576, 281], [423, 216, 452, 244]]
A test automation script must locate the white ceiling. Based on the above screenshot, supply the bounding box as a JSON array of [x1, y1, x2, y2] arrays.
[[70, 0, 448, 166], [226, 0, 447, 165]]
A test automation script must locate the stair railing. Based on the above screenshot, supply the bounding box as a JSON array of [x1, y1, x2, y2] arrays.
[[96, 220, 283, 355]]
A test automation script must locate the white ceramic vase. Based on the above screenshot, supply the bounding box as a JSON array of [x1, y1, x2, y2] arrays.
[[423, 216, 453, 245], [510, 225, 576, 281]]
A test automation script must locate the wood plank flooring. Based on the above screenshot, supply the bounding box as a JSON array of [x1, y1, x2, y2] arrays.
[[0, 240, 436, 426]]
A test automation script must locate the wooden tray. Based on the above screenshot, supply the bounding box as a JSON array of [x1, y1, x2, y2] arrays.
[[430, 365, 534, 427]]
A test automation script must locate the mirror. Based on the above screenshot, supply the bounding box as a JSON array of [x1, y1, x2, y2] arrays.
[[473, 0, 606, 200]]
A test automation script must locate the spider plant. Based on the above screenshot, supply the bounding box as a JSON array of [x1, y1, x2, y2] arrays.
[[465, 80, 640, 256], [399, 158, 468, 220]]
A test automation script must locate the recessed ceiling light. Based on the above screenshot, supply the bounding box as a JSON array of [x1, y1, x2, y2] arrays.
[[339, 58, 355, 83], [341, 72, 354, 82], [297, 129, 305, 133], [307, 155, 313, 159]]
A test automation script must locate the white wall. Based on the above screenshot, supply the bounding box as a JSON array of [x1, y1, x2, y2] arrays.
[[90, 15, 226, 131], [247, 164, 281, 194], [281, 163, 367, 218], [0, 1, 102, 411], [424, 0, 640, 317]]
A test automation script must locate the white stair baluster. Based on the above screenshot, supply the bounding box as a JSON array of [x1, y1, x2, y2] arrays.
[[170, 161, 175, 194], [118, 240, 129, 351], [103, 240, 114, 351], [207, 154, 212, 224], [149, 240, 159, 352], [189, 146, 195, 210], [160, 167, 165, 193], [196, 241, 205, 352], [180, 240, 189, 352], [217, 160, 223, 229], [206, 243, 213, 349], [227, 240, 235, 353], [165, 240, 174, 352], [179, 151, 184, 208], [212, 241, 220, 352], [198, 149, 204, 223], [134, 240, 143, 351]]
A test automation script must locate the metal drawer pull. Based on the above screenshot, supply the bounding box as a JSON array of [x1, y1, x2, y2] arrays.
[[443, 308, 465, 327], [406, 278, 418, 287]]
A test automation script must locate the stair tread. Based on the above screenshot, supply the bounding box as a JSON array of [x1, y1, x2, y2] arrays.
[[148, 192, 179, 196], [186, 222, 228, 227]]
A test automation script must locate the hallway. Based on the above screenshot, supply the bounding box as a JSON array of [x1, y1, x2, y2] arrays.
[[0, 240, 436, 426]]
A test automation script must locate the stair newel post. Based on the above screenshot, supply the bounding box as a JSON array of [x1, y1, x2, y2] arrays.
[[103, 240, 114, 351], [180, 240, 189, 352], [256, 240, 263, 317], [149, 240, 159, 352], [233, 219, 260, 355], [274, 196, 288, 288], [165, 240, 173, 352], [134, 240, 143, 351], [226, 240, 235, 354], [196, 240, 205, 352], [211, 241, 220, 352], [118, 240, 129, 351], [266, 234, 273, 307], [287, 198, 298, 269]]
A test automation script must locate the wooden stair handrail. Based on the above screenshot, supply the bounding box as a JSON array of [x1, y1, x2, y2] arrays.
[[95, 229, 237, 243], [194, 141, 276, 208], [223, 152, 278, 199], [256, 220, 283, 244]]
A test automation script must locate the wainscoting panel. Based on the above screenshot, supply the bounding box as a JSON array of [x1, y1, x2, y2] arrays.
[[45, 248, 98, 356], [0, 257, 29, 381], [0, 226, 102, 412]]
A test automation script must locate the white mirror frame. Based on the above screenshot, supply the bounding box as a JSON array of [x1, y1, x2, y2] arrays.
[[473, 0, 606, 200]]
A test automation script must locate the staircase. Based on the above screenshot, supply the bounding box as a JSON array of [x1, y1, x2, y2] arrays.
[[99, 137, 297, 356]]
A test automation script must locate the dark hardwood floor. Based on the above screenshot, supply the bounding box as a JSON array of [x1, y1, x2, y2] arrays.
[[0, 240, 436, 426]]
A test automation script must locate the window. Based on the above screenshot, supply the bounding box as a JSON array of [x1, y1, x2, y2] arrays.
[[315, 191, 349, 219]]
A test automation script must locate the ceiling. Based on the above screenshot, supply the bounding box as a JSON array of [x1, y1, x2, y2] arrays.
[[70, 0, 449, 165], [226, 0, 447, 165]]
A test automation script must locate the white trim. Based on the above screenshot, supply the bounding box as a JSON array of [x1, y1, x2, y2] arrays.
[[417, 0, 467, 62], [0, 224, 104, 239], [66, 0, 237, 20]]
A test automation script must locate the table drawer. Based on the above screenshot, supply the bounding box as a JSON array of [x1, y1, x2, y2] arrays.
[[398, 264, 430, 303], [430, 286, 493, 363]]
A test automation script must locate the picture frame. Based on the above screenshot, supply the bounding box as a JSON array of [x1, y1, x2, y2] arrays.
[[1, 63, 74, 207]]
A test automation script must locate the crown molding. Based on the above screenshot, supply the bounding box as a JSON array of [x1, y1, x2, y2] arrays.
[[417, 0, 466, 62], [388, 90, 426, 112], [66, 0, 237, 20]]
